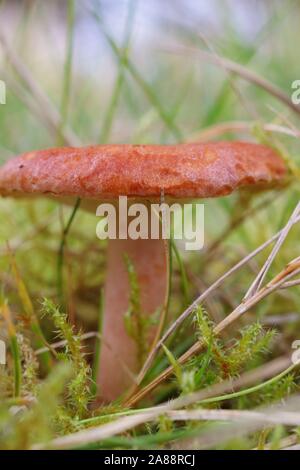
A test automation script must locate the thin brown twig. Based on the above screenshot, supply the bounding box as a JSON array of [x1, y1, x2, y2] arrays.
[[164, 45, 300, 118], [166, 408, 300, 426], [126, 258, 300, 407], [195, 32, 258, 121], [125, 211, 300, 404], [281, 278, 300, 289], [33, 356, 291, 449], [35, 331, 101, 355], [204, 193, 280, 258], [126, 208, 300, 406], [244, 201, 300, 299], [187, 121, 300, 142], [171, 396, 300, 450]]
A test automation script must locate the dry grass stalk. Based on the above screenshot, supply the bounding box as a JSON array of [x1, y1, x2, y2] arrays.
[[125, 205, 300, 405]]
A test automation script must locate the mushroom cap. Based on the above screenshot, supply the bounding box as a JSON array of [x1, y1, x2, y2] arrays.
[[0, 142, 286, 200]]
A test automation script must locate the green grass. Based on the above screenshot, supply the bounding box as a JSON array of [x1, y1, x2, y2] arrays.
[[0, 0, 300, 450]]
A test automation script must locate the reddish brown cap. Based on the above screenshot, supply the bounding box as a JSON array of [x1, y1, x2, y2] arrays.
[[0, 142, 286, 200]]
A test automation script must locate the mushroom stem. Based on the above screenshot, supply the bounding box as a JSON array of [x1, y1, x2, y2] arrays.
[[98, 237, 167, 402]]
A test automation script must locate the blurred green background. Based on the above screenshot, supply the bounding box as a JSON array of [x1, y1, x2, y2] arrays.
[[0, 0, 300, 449]]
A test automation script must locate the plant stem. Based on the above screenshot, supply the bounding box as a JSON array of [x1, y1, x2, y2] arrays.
[[57, 198, 81, 304]]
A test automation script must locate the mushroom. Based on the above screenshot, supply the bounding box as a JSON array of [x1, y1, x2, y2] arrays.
[[0, 142, 286, 402]]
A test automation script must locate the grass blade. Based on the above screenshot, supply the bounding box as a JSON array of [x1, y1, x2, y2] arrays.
[[57, 198, 81, 305]]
